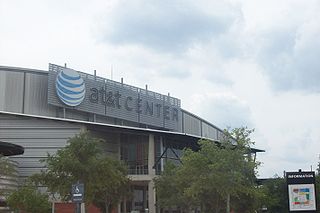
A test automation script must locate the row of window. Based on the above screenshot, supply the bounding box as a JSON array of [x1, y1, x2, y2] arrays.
[[120, 134, 187, 175]]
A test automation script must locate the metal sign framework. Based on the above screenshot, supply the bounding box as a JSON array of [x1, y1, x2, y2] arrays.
[[48, 63, 182, 131]]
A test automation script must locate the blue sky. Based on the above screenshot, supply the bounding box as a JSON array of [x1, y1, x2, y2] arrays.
[[1, 0, 320, 178]]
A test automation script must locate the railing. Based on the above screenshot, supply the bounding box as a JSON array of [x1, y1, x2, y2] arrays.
[[125, 161, 148, 175]]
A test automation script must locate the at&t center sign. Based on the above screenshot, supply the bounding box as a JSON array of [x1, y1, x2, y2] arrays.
[[48, 64, 182, 130]]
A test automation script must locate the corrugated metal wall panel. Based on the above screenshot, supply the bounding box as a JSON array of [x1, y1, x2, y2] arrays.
[[182, 110, 226, 142], [18, 168, 43, 178], [137, 92, 162, 127], [105, 80, 140, 123], [183, 112, 201, 136], [0, 116, 82, 128], [164, 108, 182, 132], [0, 138, 68, 147], [0, 114, 82, 178], [0, 72, 6, 110], [10, 157, 46, 168], [95, 114, 117, 125], [0, 71, 24, 113], [201, 122, 219, 141], [24, 73, 56, 116], [0, 129, 82, 139], [64, 109, 90, 121], [22, 148, 59, 157]]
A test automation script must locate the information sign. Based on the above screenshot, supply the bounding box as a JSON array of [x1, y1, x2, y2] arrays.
[[286, 171, 317, 212]]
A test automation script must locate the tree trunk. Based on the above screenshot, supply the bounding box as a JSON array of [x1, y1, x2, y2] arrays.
[[105, 203, 109, 213], [124, 197, 127, 213], [214, 198, 218, 213], [226, 194, 230, 213]]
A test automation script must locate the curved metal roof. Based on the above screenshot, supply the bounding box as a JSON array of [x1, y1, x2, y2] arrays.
[[0, 141, 24, 156]]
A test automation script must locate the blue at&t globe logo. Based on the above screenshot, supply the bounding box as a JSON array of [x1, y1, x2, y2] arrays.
[[55, 68, 85, 107]]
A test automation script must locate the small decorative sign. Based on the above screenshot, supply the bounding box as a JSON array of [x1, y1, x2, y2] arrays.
[[72, 183, 84, 203]]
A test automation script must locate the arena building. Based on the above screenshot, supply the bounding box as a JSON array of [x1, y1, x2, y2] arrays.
[[0, 64, 263, 213]]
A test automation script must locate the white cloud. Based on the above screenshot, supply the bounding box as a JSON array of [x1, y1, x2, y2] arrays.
[[239, 0, 320, 92], [190, 92, 252, 129], [97, 0, 241, 53]]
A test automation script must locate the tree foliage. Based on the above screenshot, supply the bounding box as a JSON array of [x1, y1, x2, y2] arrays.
[[316, 176, 320, 211], [92, 157, 131, 213], [31, 131, 130, 213], [6, 182, 51, 213], [257, 176, 288, 213], [154, 162, 191, 211], [155, 127, 260, 213], [0, 155, 15, 176], [316, 161, 320, 211], [0, 155, 17, 201]]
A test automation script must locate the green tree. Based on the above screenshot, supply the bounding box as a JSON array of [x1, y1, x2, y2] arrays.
[[316, 175, 320, 211], [315, 160, 320, 211], [6, 182, 51, 213], [0, 155, 17, 203], [0, 155, 16, 196], [154, 162, 193, 212], [0, 155, 15, 176], [155, 127, 260, 213], [32, 131, 130, 213], [92, 157, 131, 213], [257, 176, 288, 213]]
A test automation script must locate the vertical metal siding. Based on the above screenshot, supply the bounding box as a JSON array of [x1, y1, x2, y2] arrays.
[[201, 122, 218, 140], [182, 110, 225, 142], [0, 71, 24, 113], [182, 113, 201, 136], [24, 73, 56, 116], [0, 71, 6, 110]]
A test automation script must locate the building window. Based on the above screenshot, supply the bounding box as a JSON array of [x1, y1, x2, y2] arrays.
[[121, 134, 149, 175], [154, 137, 185, 175]]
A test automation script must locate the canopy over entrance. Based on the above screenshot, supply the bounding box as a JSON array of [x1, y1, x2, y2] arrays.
[[0, 141, 24, 156]]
